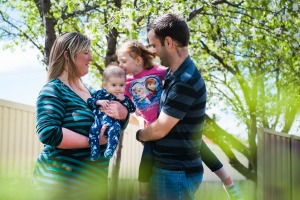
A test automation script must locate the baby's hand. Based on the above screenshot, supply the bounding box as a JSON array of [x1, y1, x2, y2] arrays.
[[115, 93, 125, 101], [96, 100, 110, 107]]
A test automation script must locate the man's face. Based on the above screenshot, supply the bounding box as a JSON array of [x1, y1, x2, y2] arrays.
[[147, 29, 170, 67]]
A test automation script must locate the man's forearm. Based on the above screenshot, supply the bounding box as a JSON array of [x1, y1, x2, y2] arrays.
[[136, 112, 179, 142], [136, 125, 159, 142]]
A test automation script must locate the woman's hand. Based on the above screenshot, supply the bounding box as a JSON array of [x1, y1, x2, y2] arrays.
[[99, 125, 108, 145], [100, 101, 128, 120]]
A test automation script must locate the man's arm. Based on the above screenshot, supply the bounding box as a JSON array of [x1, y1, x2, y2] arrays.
[[137, 111, 180, 142]]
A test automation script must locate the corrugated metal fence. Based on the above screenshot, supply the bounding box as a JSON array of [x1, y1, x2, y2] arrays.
[[257, 128, 300, 200]]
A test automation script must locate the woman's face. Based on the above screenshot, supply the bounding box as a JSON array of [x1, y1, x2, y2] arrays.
[[118, 52, 139, 75], [74, 49, 93, 77]]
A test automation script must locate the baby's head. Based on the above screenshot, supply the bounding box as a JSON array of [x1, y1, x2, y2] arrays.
[[117, 39, 156, 74], [102, 65, 126, 96]]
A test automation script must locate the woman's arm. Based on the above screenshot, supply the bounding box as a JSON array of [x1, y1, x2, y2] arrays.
[[36, 84, 107, 149], [58, 126, 108, 149]]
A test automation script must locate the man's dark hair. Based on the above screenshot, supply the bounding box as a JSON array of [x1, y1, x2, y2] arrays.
[[148, 13, 189, 47]]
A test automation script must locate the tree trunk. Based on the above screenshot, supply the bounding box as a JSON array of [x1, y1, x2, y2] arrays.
[[40, 0, 57, 65], [105, 27, 119, 66]]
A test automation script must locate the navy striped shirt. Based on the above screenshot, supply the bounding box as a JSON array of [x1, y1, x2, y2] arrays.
[[154, 56, 206, 173]]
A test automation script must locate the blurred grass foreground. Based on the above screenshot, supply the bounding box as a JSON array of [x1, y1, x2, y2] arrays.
[[0, 177, 254, 200], [0, 99, 255, 199]]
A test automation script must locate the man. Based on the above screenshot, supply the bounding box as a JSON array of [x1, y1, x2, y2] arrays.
[[136, 13, 206, 200]]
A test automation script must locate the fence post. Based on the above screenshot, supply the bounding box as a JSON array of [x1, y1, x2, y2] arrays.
[[109, 132, 124, 200], [290, 135, 300, 200], [257, 128, 264, 200]]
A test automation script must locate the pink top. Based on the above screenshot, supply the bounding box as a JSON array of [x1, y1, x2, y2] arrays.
[[125, 65, 167, 125]]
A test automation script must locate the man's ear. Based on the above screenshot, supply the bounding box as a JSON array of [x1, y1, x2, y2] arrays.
[[102, 82, 107, 88], [164, 37, 173, 48]]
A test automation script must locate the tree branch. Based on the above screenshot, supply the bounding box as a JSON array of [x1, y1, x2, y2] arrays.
[[200, 40, 236, 75], [204, 114, 256, 181], [187, 6, 205, 21], [212, 0, 244, 7], [61, 4, 100, 20], [0, 11, 43, 52]]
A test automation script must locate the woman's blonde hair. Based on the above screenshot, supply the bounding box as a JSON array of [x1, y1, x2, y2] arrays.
[[117, 39, 155, 70], [47, 32, 91, 84]]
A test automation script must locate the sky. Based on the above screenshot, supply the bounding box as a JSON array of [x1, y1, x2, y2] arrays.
[[0, 43, 92, 106], [0, 44, 47, 106]]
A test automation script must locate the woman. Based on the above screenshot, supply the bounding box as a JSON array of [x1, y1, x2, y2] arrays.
[[33, 32, 128, 199]]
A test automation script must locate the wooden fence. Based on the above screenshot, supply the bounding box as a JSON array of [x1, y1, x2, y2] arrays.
[[257, 128, 300, 200]]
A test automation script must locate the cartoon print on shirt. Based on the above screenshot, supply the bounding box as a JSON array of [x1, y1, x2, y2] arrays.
[[131, 82, 151, 109], [129, 75, 163, 111], [145, 78, 157, 100]]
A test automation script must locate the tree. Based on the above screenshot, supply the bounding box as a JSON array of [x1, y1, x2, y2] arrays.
[[1, 0, 299, 183], [182, 0, 300, 181]]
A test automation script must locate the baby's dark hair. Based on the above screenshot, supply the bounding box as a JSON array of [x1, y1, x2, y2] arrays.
[[103, 64, 126, 82], [117, 39, 156, 70]]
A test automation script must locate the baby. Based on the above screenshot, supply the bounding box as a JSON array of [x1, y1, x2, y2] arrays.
[[87, 65, 135, 160]]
